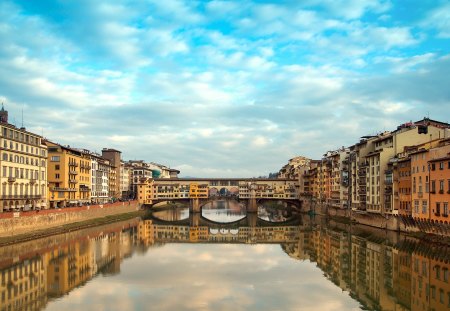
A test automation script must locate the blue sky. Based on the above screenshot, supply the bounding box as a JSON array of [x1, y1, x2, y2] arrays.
[[0, 0, 449, 177]]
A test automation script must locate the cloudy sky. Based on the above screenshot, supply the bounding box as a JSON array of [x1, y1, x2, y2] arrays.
[[0, 0, 449, 177]]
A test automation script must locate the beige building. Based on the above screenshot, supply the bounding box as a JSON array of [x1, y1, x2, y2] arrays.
[[348, 120, 449, 215], [120, 161, 131, 198], [0, 106, 48, 212]]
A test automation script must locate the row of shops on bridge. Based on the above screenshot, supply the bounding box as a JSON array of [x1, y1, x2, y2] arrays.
[[137, 178, 299, 205]]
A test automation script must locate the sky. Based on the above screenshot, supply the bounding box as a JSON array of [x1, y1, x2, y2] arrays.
[[0, 0, 449, 177]]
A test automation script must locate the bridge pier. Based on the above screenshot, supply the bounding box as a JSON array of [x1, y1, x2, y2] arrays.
[[247, 197, 257, 213], [190, 198, 200, 213], [189, 212, 200, 227], [247, 212, 257, 227]]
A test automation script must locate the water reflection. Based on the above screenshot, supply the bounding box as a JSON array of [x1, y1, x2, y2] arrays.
[[0, 215, 449, 311], [152, 207, 189, 221], [201, 199, 246, 222]]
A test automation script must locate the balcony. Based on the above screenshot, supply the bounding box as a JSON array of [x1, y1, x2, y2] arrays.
[[29, 178, 37, 184], [69, 162, 79, 167], [69, 179, 78, 183], [418, 192, 423, 198], [7, 177, 16, 183], [79, 187, 90, 192], [69, 170, 78, 175], [51, 187, 77, 192]]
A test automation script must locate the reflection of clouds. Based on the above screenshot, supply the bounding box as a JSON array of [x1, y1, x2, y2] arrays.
[[45, 244, 362, 311]]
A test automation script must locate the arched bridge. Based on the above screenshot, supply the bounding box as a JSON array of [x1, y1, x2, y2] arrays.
[[137, 178, 301, 212]]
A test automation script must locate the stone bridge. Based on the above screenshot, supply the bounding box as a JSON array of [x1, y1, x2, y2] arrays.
[[137, 178, 300, 212]]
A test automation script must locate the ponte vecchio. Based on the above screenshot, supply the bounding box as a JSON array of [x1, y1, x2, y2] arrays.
[[137, 178, 300, 212]]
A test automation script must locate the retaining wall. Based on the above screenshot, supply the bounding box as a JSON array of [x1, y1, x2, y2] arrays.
[[0, 201, 141, 237], [306, 203, 450, 237]]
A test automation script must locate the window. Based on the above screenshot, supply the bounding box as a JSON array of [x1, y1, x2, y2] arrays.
[[2, 153, 7, 161], [444, 203, 449, 216], [55, 173, 60, 179], [414, 200, 419, 213], [55, 165, 60, 170], [50, 156, 60, 162], [440, 162, 444, 170], [422, 201, 427, 214], [440, 180, 445, 192], [431, 180, 436, 193]]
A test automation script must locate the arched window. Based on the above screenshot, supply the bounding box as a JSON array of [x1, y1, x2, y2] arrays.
[[20, 156, 24, 164], [14, 155, 18, 163]]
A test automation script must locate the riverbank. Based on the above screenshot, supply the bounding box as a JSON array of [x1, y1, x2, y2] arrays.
[[0, 209, 146, 247], [307, 204, 450, 237], [0, 200, 142, 238]]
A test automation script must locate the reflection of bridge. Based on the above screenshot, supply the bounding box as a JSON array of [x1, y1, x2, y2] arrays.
[[136, 210, 307, 245], [137, 178, 300, 212]]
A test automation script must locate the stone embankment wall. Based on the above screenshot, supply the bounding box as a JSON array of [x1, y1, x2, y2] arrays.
[[303, 202, 450, 237], [0, 201, 141, 238], [0, 217, 140, 267]]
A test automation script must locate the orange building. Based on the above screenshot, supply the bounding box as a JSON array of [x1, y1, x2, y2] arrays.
[[429, 154, 450, 224], [397, 157, 412, 216]]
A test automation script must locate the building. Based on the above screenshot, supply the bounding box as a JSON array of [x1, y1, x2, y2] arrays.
[[90, 153, 111, 204], [101, 148, 122, 199], [46, 142, 91, 208], [428, 144, 450, 224], [120, 161, 131, 199], [0, 105, 48, 212], [126, 160, 153, 198], [410, 140, 450, 221]]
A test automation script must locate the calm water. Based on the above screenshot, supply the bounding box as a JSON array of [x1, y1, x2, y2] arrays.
[[1, 201, 449, 311]]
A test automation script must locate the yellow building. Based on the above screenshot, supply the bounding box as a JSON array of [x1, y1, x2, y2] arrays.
[[46, 141, 91, 208], [0, 106, 48, 212], [137, 177, 154, 205]]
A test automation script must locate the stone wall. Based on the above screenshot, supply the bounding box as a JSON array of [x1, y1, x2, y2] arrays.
[[305, 202, 450, 237], [0, 201, 141, 238]]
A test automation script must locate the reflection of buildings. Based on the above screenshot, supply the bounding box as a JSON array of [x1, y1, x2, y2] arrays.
[[137, 220, 303, 245], [0, 255, 47, 310], [0, 223, 137, 310], [307, 227, 450, 311]]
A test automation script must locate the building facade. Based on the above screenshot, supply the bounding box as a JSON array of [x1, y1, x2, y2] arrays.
[[0, 106, 48, 212], [46, 142, 91, 208]]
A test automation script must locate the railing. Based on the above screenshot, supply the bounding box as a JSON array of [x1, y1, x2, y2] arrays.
[[69, 170, 78, 175], [69, 162, 79, 167], [69, 179, 78, 183], [7, 177, 16, 183], [29, 178, 37, 184]]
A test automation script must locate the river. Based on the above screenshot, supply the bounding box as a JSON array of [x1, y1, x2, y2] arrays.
[[0, 200, 449, 311]]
